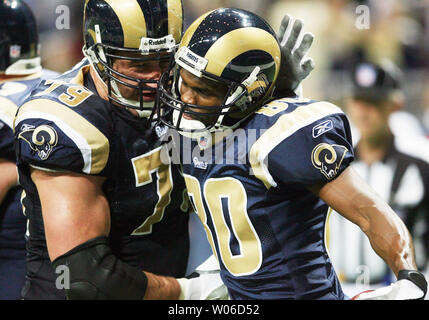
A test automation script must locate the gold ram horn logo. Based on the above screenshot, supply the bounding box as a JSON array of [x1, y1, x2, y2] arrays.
[[18, 125, 58, 161], [311, 143, 348, 180]]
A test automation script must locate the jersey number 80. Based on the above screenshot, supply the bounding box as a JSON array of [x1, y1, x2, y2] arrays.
[[184, 175, 262, 276]]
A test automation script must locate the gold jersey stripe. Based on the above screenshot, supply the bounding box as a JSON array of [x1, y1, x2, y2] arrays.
[[249, 101, 343, 189], [0, 97, 18, 129], [16, 98, 109, 174], [205, 27, 281, 78], [104, 0, 147, 48]]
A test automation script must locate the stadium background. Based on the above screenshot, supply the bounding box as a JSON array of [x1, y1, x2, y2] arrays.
[[22, 0, 429, 135]]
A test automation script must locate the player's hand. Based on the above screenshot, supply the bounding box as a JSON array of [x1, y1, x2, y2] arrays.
[[352, 270, 427, 300], [275, 14, 315, 94], [177, 255, 229, 300]]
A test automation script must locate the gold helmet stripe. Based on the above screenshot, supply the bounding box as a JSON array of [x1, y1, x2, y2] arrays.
[[180, 10, 215, 48], [103, 0, 147, 48], [204, 27, 281, 78], [167, 0, 183, 43], [87, 28, 97, 47]]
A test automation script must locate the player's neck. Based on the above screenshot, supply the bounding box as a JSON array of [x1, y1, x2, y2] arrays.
[[89, 67, 109, 101]]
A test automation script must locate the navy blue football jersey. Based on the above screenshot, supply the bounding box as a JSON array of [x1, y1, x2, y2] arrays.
[[14, 60, 190, 299], [175, 97, 354, 299], [0, 70, 58, 299]]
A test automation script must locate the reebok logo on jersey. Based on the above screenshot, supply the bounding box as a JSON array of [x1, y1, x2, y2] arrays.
[[312, 120, 333, 138], [20, 123, 35, 131]]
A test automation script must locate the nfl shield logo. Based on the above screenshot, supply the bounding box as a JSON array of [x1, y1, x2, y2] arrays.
[[10, 45, 21, 58], [199, 136, 207, 148]]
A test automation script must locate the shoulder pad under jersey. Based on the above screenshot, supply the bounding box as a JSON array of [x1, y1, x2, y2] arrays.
[[15, 62, 111, 175], [248, 99, 354, 188]]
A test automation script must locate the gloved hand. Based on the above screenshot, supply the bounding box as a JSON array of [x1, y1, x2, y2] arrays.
[[177, 255, 229, 300], [352, 270, 427, 300], [275, 14, 315, 95]]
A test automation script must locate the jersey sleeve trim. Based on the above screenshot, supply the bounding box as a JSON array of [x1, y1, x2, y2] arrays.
[[0, 96, 18, 129], [29, 164, 68, 173], [16, 98, 109, 174], [249, 101, 344, 189]]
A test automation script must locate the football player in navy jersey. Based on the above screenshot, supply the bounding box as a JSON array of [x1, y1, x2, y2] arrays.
[[14, 0, 195, 300], [157, 8, 427, 300], [13, 0, 313, 300], [0, 0, 59, 300]]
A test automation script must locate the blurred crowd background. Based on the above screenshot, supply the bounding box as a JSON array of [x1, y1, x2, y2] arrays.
[[22, 0, 429, 135]]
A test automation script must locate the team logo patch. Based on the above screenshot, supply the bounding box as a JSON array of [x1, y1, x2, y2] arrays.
[[155, 125, 168, 138], [312, 120, 333, 138], [193, 157, 207, 170], [18, 125, 58, 160], [311, 143, 348, 180]]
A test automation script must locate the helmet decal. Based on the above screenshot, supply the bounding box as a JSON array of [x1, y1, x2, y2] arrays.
[[103, 0, 147, 49], [166, 0, 183, 44], [204, 27, 280, 78]]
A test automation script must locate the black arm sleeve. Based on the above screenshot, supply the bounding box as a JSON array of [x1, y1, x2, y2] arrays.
[[51, 236, 148, 300]]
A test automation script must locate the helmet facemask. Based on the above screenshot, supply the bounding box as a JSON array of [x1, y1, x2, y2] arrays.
[[84, 25, 177, 118]]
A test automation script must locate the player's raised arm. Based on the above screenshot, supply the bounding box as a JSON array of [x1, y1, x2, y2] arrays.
[[309, 166, 427, 299]]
